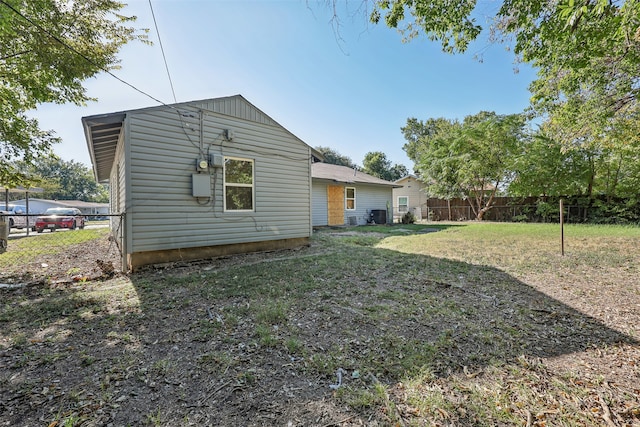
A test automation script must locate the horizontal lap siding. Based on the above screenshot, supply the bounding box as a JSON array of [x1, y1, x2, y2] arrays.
[[392, 177, 427, 212], [128, 107, 311, 253], [312, 182, 329, 226], [311, 181, 393, 226], [349, 185, 393, 225]]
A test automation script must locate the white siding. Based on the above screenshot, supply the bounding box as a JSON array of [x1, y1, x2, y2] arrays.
[[350, 185, 393, 225], [312, 181, 328, 226], [126, 105, 311, 253]]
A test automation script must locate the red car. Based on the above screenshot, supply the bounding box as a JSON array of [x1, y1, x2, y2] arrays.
[[35, 208, 86, 233]]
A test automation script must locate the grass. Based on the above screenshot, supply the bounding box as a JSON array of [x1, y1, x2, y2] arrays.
[[0, 228, 110, 270], [2, 221, 639, 426], [376, 221, 640, 275]]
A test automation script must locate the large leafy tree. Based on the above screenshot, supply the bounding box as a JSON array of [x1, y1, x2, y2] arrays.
[[30, 157, 109, 202], [409, 112, 527, 220], [0, 0, 146, 187], [362, 151, 408, 181], [508, 132, 595, 198], [365, 0, 639, 148]]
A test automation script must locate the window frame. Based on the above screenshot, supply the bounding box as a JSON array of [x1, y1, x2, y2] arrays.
[[398, 196, 409, 212], [345, 186, 356, 211], [223, 156, 255, 212]]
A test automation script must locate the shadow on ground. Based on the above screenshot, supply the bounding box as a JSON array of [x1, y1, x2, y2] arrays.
[[0, 235, 636, 426]]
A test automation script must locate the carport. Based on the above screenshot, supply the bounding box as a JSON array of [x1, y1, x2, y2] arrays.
[[1, 186, 44, 237]]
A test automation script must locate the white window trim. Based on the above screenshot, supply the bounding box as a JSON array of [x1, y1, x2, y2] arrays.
[[223, 156, 255, 212], [345, 186, 356, 211], [398, 196, 409, 212]]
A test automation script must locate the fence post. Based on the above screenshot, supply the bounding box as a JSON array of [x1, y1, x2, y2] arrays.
[[560, 199, 565, 256]]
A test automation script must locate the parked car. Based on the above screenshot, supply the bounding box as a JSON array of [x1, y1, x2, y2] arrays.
[[3, 204, 37, 230], [35, 208, 85, 233]]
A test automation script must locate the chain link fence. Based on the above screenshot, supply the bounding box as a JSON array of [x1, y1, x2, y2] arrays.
[[0, 214, 123, 283]]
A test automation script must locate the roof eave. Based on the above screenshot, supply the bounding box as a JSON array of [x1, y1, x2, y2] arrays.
[[82, 112, 126, 183]]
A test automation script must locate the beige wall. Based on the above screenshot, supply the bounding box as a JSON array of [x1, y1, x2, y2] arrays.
[[392, 176, 428, 220]]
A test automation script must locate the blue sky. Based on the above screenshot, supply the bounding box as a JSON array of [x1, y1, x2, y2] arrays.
[[31, 0, 536, 171]]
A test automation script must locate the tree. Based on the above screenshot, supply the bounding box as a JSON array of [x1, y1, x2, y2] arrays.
[[366, 0, 639, 149], [401, 117, 458, 165], [0, 0, 147, 187], [22, 156, 109, 202], [362, 151, 408, 181], [314, 146, 358, 169], [508, 132, 594, 198], [410, 112, 527, 220]]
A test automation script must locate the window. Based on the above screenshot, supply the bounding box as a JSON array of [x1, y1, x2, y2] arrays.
[[345, 187, 356, 210], [398, 196, 408, 212], [224, 157, 254, 211]]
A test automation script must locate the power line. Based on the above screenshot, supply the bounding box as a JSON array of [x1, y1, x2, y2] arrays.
[[148, 0, 177, 103], [0, 0, 169, 107]]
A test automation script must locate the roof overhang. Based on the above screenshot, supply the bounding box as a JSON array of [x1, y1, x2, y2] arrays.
[[82, 112, 126, 183]]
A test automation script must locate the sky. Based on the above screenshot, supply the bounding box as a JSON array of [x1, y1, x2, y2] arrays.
[[30, 0, 537, 171]]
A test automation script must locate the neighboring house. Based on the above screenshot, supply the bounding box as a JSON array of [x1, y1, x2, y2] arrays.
[[312, 163, 400, 226], [392, 175, 428, 221], [11, 198, 109, 216], [82, 95, 317, 271]]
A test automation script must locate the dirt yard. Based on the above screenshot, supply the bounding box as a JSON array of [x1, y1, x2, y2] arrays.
[[1, 226, 638, 426]]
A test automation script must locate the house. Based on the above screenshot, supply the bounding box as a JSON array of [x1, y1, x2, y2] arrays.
[[10, 198, 109, 216], [312, 163, 400, 226], [393, 175, 500, 221], [82, 95, 317, 271], [392, 175, 428, 221]]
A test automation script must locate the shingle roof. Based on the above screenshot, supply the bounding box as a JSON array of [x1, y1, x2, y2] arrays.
[[311, 163, 401, 187]]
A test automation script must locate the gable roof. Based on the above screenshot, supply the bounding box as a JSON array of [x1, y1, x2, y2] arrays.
[[82, 95, 321, 182], [394, 174, 422, 184], [312, 163, 401, 187]]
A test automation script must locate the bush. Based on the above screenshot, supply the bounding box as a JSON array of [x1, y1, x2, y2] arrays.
[[401, 211, 416, 224], [589, 198, 639, 224], [535, 201, 559, 223]]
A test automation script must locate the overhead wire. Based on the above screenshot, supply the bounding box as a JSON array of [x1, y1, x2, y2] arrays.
[[148, 0, 177, 103], [2, 1, 314, 165], [0, 0, 169, 107]]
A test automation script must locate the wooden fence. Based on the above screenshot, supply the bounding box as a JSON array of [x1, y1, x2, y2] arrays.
[[414, 197, 595, 223]]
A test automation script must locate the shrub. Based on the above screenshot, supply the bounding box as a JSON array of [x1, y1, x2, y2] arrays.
[[401, 211, 416, 224]]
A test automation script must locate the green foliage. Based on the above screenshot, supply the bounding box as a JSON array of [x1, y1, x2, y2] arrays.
[[24, 156, 108, 201], [370, 0, 481, 53], [362, 151, 408, 181], [589, 198, 640, 224], [401, 117, 458, 165], [369, 0, 639, 152], [535, 201, 559, 223], [509, 128, 640, 212], [408, 111, 527, 220], [508, 131, 596, 198], [401, 211, 416, 224], [314, 146, 358, 169], [0, 0, 147, 186]]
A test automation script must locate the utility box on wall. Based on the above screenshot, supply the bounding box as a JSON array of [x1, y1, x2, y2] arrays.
[[192, 173, 211, 197], [210, 153, 224, 168]]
